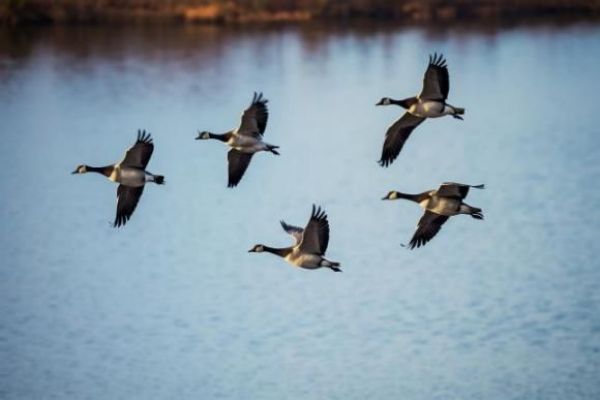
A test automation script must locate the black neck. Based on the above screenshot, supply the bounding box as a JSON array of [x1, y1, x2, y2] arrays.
[[391, 97, 417, 109], [87, 165, 113, 177], [263, 246, 292, 258], [208, 133, 230, 142], [396, 191, 429, 203]]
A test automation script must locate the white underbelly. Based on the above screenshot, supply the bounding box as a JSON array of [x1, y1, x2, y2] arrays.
[[420, 197, 461, 216], [410, 101, 446, 118], [235, 143, 266, 153], [229, 134, 265, 153], [285, 252, 322, 269], [114, 167, 146, 187]]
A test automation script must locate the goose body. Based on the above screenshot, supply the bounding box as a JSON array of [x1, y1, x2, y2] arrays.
[[196, 92, 280, 187], [107, 165, 155, 187], [383, 182, 484, 249], [249, 205, 341, 272], [408, 100, 460, 119], [376, 53, 465, 167], [72, 130, 164, 227]]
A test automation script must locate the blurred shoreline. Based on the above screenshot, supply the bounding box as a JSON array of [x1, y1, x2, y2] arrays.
[[3, 0, 600, 25]]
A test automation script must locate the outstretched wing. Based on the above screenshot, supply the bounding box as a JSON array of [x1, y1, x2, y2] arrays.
[[419, 53, 450, 101], [436, 182, 485, 199], [238, 92, 269, 136], [408, 210, 449, 249], [120, 130, 154, 169], [280, 220, 304, 245], [379, 112, 425, 167], [114, 185, 144, 227], [227, 149, 253, 188], [299, 205, 330, 255]]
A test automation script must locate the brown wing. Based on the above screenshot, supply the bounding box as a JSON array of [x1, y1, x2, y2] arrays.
[[436, 182, 485, 199], [120, 130, 154, 169], [238, 92, 269, 136], [227, 149, 253, 188], [299, 205, 330, 255], [408, 211, 449, 249], [280, 220, 304, 245], [419, 53, 449, 101], [379, 112, 425, 167], [114, 185, 144, 227]]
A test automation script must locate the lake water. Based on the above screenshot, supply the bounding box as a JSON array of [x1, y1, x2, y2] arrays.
[[1, 21, 599, 399]]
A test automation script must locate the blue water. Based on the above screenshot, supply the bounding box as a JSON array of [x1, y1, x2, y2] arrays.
[[1, 22, 599, 399]]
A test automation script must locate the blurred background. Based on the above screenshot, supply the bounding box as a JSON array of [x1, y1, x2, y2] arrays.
[[1, 2, 600, 400], [2, 0, 600, 23]]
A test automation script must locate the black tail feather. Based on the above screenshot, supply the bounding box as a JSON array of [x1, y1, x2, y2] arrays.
[[268, 145, 280, 155], [471, 208, 484, 220]]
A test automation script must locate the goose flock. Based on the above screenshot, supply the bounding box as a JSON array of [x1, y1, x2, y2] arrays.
[[73, 53, 483, 271]]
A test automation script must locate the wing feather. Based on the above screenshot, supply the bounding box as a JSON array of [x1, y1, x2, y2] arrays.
[[227, 149, 253, 188], [298, 205, 330, 255], [238, 92, 269, 136], [436, 182, 485, 199], [120, 130, 154, 169], [419, 53, 450, 101], [408, 210, 449, 249], [378, 112, 425, 167], [114, 185, 144, 227], [280, 220, 304, 245]]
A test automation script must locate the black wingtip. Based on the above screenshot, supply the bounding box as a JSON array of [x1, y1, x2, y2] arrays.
[[429, 52, 447, 68], [136, 129, 152, 144]]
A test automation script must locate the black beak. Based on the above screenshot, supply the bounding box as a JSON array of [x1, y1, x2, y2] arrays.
[[375, 101, 384, 106], [71, 170, 78, 174], [382, 195, 389, 200], [248, 249, 255, 253]]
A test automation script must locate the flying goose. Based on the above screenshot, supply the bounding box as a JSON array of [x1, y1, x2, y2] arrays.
[[248, 205, 341, 272], [196, 92, 279, 187], [382, 182, 483, 249], [72, 130, 164, 227], [376, 53, 465, 167]]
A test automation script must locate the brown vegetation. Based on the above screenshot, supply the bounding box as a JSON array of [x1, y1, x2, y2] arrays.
[[2, 0, 600, 24]]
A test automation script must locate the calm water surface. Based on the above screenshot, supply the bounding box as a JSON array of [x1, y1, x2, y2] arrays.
[[1, 22, 599, 399]]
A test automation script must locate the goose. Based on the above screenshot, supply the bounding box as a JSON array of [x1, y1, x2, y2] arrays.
[[248, 205, 341, 272], [376, 53, 465, 167], [72, 130, 164, 227], [382, 182, 483, 249], [196, 92, 279, 187]]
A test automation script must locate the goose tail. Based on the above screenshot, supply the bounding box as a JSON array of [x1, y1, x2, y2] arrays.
[[267, 145, 280, 155], [153, 175, 165, 185], [452, 107, 465, 120], [321, 258, 342, 272], [470, 207, 484, 220]]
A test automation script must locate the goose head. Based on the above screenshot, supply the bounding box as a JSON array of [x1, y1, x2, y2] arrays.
[[382, 191, 401, 200], [376, 97, 392, 106], [71, 164, 89, 174], [195, 131, 211, 140], [248, 244, 265, 253]]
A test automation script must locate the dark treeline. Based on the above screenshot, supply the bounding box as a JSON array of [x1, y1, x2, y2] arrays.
[[3, 0, 600, 24]]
